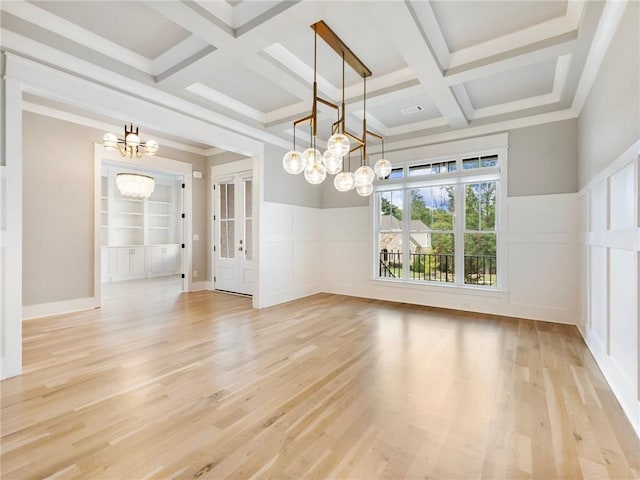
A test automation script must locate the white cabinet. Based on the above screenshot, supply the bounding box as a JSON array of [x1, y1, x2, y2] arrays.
[[146, 245, 180, 277], [115, 247, 146, 280], [102, 245, 180, 282]]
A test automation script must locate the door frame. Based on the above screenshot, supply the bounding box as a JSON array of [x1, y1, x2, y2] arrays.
[[210, 158, 255, 296], [94, 144, 193, 303]]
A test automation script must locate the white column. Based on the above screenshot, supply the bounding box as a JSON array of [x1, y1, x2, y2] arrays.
[[1, 77, 23, 379]]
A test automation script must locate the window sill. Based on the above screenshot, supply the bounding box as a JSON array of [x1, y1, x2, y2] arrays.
[[369, 277, 506, 297]]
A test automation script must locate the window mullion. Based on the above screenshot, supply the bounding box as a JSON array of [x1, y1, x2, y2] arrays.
[[402, 188, 410, 280], [454, 183, 464, 285]]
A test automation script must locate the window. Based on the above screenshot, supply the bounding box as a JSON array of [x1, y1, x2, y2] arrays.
[[375, 152, 501, 288]]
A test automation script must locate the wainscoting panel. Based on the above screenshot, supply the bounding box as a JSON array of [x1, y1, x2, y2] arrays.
[[258, 202, 322, 308], [579, 139, 640, 437]]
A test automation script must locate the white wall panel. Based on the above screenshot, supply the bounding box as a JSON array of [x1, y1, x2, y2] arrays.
[[508, 243, 574, 310], [610, 162, 636, 230], [590, 180, 608, 232], [589, 246, 608, 348], [609, 248, 638, 388], [578, 141, 639, 437], [258, 202, 322, 308]]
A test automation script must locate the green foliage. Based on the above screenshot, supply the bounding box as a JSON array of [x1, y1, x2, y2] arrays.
[[381, 196, 402, 220]]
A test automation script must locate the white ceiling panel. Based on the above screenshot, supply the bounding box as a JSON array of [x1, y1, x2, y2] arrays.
[[32, 1, 191, 59], [278, 6, 407, 89], [431, 1, 568, 52], [368, 93, 441, 129], [202, 63, 301, 113], [464, 58, 557, 109], [3, 0, 610, 145]]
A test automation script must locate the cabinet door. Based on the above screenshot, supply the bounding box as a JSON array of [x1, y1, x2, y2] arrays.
[[115, 248, 132, 278], [131, 247, 146, 275], [147, 246, 164, 276]]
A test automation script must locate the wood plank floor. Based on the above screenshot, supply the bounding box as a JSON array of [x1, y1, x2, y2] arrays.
[[2, 277, 639, 479]]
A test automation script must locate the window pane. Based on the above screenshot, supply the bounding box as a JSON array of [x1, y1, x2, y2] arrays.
[[463, 155, 498, 170], [410, 186, 454, 230], [227, 184, 235, 218], [245, 219, 252, 260], [379, 191, 403, 231], [387, 168, 404, 179], [220, 220, 235, 259], [378, 236, 402, 279], [481, 155, 498, 168], [244, 180, 252, 218], [464, 233, 497, 286], [465, 182, 496, 231], [462, 157, 480, 170], [220, 221, 228, 258], [409, 160, 456, 176], [219, 184, 227, 219], [410, 233, 454, 283]]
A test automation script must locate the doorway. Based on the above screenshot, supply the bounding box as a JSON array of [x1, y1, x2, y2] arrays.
[[94, 144, 193, 306], [213, 172, 253, 295], [100, 161, 185, 295]]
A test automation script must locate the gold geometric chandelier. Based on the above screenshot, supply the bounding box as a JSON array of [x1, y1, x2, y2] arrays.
[[103, 124, 159, 198], [282, 21, 392, 196]]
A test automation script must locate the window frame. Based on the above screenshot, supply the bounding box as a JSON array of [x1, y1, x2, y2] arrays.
[[372, 145, 507, 291]]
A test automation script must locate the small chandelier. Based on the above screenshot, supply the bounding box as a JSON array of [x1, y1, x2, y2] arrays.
[[103, 124, 159, 198], [282, 21, 392, 196]]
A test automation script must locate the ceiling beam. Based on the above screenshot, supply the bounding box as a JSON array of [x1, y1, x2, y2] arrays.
[[369, 2, 468, 128]]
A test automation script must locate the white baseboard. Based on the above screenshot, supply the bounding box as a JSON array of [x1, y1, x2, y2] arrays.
[[22, 297, 98, 320], [190, 281, 212, 292]]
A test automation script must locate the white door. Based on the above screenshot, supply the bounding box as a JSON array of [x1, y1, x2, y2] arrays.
[[214, 174, 253, 295]]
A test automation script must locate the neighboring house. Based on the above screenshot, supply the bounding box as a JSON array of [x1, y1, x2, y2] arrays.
[[379, 215, 432, 253]]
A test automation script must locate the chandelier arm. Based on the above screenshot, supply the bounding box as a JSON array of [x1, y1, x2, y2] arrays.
[[343, 130, 364, 145], [293, 124, 296, 152], [365, 130, 383, 141], [293, 114, 313, 126], [316, 97, 339, 110], [115, 143, 126, 158]]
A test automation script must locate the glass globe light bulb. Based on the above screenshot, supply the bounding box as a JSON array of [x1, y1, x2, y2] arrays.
[[282, 150, 305, 174], [356, 183, 373, 197], [373, 158, 392, 178], [327, 133, 350, 157], [304, 162, 327, 184], [301, 148, 322, 167], [125, 133, 140, 147], [103, 132, 118, 150], [334, 171, 355, 192], [322, 150, 343, 175], [354, 165, 375, 186], [144, 139, 159, 155]]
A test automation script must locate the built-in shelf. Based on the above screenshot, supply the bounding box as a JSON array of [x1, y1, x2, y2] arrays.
[[101, 171, 180, 247]]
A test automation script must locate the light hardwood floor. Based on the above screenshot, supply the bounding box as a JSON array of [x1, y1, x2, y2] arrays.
[[2, 277, 639, 479]]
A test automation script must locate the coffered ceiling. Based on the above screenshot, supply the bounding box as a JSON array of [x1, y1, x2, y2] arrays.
[[0, 0, 612, 153]]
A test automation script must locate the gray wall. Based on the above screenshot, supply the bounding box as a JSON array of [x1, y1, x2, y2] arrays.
[[509, 119, 578, 196], [578, 2, 640, 187], [22, 111, 208, 305], [318, 118, 579, 209], [263, 144, 322, 208]]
